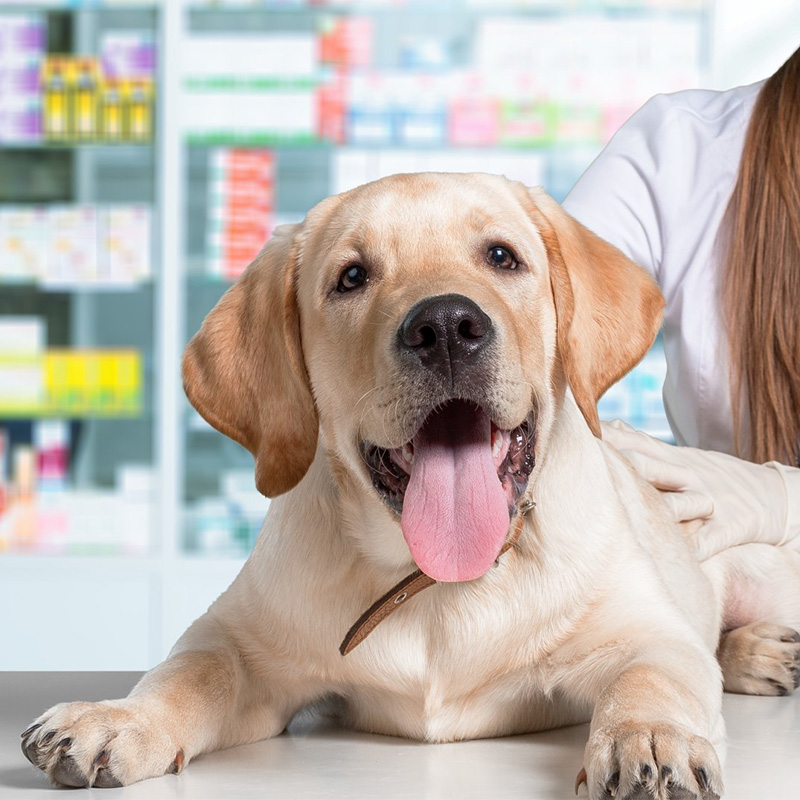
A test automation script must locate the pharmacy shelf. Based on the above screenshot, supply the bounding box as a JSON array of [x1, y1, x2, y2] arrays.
[[0, 142, 153, 149], [0, 553, 244, 570], [0, 554, 157, 570], [0, 0, 164, 669], [0, 0, 714, 670], [0, 283, 153, 292]]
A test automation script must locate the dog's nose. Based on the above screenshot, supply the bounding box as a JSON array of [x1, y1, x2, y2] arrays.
[[398, 294, 494, 374]]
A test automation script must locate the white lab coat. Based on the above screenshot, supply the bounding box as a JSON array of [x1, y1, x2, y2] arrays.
[[563, 80, 799, 535], [564, 81, 766, 455]]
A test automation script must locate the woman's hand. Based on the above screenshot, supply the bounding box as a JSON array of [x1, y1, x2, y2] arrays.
[[601, 419, 798, 560]]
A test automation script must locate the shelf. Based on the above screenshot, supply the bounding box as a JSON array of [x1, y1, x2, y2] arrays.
[[186, 2, 707, 19], [0, 552, 246, 567], [0, 281, 153, 294], [0, 141, 154, 149], [0, 553, 158, 569], [0, 2, 159, 10], [183, 139, 608, 151]]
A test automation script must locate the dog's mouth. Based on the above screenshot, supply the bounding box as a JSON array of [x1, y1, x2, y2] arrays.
[[361, 399, 536, 582]]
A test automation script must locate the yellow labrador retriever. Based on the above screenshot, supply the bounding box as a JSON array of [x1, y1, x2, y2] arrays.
[[22, 174, 800, 799]]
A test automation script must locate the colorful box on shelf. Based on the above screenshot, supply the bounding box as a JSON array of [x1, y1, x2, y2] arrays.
[[0, 479, 153, 557], [206, 148, 275, 280], [448, 75, 500, 146], [0, 13, 45, 144], [0, 341, 143, 418], [182, 34, 317, 145], [44, 350, 142, 416], [185, 470, 268, 558], [499, 99, 559, 147], [317, 15, 373, 69], [0, 204, 152, 288]]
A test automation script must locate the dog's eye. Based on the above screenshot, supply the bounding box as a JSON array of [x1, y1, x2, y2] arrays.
[[487, 246, 518, 270], [337, 264, 368, 293]]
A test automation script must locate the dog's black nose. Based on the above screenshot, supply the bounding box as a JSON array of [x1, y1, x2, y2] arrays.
[[398, 294, 494, 377]]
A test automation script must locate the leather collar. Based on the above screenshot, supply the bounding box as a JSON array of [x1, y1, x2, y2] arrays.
[[340, 507, 531, 656]]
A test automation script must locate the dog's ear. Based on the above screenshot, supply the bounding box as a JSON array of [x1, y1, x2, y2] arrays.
[[182, 223, 318, 497], [522, 186, 664, 437]]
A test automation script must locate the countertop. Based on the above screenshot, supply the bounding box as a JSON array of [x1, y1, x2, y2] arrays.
[[1, 672, 798, 799]]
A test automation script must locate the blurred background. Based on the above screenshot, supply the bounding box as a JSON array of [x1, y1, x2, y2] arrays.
[[0, 0, 798, 670]]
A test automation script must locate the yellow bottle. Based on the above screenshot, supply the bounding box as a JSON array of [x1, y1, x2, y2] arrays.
[[74, 58, 98, 141], [127, 79, 152, 142], [42, 58, 68, 141], [102, 80, 123, 141]]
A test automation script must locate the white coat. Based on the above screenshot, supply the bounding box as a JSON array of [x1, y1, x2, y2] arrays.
[[563, 80, 799, 538], [564, 81, 764, 455]]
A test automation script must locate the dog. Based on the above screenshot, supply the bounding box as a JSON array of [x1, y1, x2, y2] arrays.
[[21, 173, 800, 798]]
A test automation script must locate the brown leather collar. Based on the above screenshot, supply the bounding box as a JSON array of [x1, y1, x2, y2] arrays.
[[340, 507, 531, 656]]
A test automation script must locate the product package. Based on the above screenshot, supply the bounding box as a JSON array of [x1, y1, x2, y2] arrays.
[[207, 149, 275, 280], [41, 52, 155, 143]]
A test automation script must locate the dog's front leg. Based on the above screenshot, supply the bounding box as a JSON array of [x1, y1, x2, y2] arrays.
[[577, 640, 724, 800], [21, 614, 316, 788]]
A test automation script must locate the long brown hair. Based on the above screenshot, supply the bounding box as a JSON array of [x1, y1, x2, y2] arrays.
[[722, 45, 800, 466]]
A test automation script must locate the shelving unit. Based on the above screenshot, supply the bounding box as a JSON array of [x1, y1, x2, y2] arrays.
[[0, 0, 712, 670]]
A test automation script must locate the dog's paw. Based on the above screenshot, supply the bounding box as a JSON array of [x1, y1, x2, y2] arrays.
[[718, 622, 800, 696], [579, 721, 722, 800], [20, 700, 184, 788]]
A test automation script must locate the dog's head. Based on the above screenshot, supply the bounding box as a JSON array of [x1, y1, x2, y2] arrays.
[[183, 173, 663, 581]]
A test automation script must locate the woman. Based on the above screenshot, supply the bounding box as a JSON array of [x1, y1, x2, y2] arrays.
[[563, 45, 800, 560]]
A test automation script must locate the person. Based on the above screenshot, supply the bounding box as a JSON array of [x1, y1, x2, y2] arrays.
[[562, 45, 800, 560]]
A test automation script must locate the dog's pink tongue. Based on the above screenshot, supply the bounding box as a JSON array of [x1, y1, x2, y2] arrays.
[[401, 402, 510, 582]]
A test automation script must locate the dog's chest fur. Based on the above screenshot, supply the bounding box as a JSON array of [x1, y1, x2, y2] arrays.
[[331, 566, 592, 742]]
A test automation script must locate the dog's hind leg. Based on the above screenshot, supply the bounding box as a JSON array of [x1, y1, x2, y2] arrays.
[[718, 622, 800, 695], [705, 544, 800, 695]]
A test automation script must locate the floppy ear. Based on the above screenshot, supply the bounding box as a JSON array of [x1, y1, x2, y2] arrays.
[[182, 224, 318, 497], [523, 186, 664, 437]]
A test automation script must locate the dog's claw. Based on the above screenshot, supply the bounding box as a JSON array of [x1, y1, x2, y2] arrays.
[[21, 723, 42, 740], [695, 766, 710, 792], [767, 678, 790, 696], [169, 749, 185, 775], [575, 767, 587, 795], [605, 771, 620, 796]]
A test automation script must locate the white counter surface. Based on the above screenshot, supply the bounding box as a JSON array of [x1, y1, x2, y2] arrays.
[[1, 672, 798, 799]]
